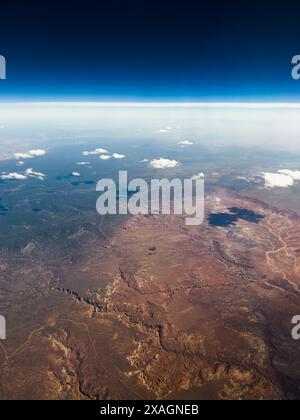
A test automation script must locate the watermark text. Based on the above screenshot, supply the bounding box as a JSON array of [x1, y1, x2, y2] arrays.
[[96, 171, 205, 226], [292, 55, 300, 80], [0, 55, 6, 80], [292, 316, 300, 340], [0, 315, 6, 340]]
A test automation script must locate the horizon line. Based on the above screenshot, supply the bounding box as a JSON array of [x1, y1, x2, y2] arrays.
[[1, 101, 300, 109]]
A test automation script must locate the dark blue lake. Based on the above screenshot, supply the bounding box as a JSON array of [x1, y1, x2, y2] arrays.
[[208, 207, 264, 228]]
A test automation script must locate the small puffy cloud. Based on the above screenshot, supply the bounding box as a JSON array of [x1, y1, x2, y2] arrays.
[[259, 169, 300, 188], [95, 148, 108, 154], [77, 161, 90, 166], [99, 155, 112, 160], [82, 148, 108, 156], [0, 168, 46, 181], [159, 127, 172, 133], [14, 152, 32, 159], [14, 149, 46, 160], [191, 172, 205, 180], [29, 149, 46, 157], [25, 168, 46, 181], [112, 153, 125, 159], [150, 158, 179, 169], [141, 159, 149, 163], [72, 171, 81, 177], [1, 172, 27, 180], [178, 140, 194, 145], [16, 161, 25, 167]]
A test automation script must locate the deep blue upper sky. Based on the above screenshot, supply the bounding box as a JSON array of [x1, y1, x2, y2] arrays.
[[0, 0, 300, 101]]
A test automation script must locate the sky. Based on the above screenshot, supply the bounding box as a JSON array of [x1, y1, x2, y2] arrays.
[[0, 0, 300, 101]]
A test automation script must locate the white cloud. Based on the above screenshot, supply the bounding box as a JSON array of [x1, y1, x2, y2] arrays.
[[112, 153, 125, 159], [99, 155, 112, 160], [29, 149, 46, 157], [16, 161, 25, 166], [178, 140, 194, 145], [77, 161, 90, 166], [1, 168, 46, 181], [150, 158, 179, 169], [25, 168, 46, 181], [72, 171, 81, 177], [14, 149, 46, 160], [141, 159, 149, 163], [159, 127, 172, 133], [1, 172, 27, 180], [14, 152, 32, 159], [258, 169, 300, 188], [82, 148, 108, 156], [191, 172, 205, 180]]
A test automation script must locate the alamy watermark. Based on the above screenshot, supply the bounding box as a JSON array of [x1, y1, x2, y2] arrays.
[[292, 316, 300, 341], [0, 315, 6, 340], [0, 55, 6, 80], [96, 171, 205, 226], [292, 55, 300, 80]]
